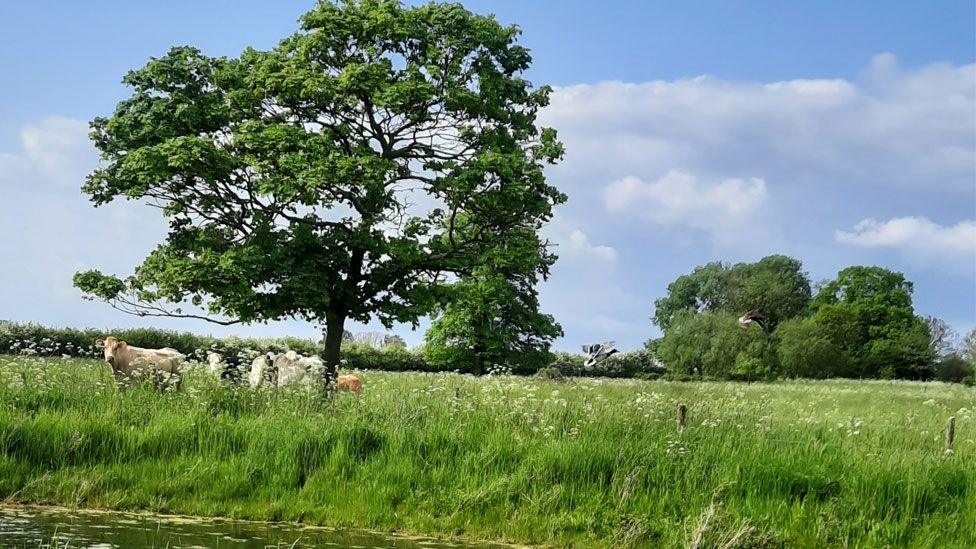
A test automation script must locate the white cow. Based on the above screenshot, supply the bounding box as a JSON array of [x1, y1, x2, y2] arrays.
[[248, 352, 278, 388], [247, 351, 325, 388], [96, 336, 184, 390], [274, 350, 325, 388]]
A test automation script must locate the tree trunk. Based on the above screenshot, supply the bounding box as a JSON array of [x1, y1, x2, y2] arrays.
[[472, 343, 486, 376], [322, 311, 346, 387]]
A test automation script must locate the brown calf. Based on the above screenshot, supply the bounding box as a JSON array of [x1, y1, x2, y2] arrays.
[[337, 374, 362, 397]]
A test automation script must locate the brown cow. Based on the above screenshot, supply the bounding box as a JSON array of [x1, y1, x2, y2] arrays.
[[337, 374, 362, 398], [96, 336, 184, 390]]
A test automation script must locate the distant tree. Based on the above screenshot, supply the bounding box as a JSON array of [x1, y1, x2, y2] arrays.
[[652, 255, 811, 331], [811, 266, 934, 379], [73, 0, 565, 383], [811, 266, 914, 311], [960, 329, 976, 385], [774, 318, 850, 378], [383, 334, 407, 349], [350, 332, 388, 348], [924, 316, 958, 357], [424, 231, 561, 375], [809, 301, 861, 354], [932, 354, 974, 383], [962, 329, 976, 361], [644, 336, 663, 357]]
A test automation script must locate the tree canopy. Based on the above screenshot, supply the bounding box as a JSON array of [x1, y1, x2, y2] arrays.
[[652, 254, 812, 331], [810, 266, 933, 379], [74, 0, 565, 376]]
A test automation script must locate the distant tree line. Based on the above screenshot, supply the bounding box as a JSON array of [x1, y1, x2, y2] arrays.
[[648, 255, 974, 383]]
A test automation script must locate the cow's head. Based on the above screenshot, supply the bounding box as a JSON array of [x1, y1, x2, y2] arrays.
[[95, 336, 127, 365]]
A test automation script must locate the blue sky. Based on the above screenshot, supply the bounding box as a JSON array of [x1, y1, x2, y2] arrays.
[[1, 1, 973, 350]]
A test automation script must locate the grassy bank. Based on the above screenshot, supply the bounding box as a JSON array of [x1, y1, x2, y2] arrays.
[[0, 355, 973, 547]]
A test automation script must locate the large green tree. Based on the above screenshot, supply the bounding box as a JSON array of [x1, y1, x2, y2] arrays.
[[423, 229, 561, 375], [810, 266, 934, 379], [74, 0, 565, 381], [652, 255, 812, 331]]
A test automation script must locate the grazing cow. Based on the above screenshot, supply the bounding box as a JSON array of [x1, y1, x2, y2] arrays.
[[248, 352, 278, 388], [246, 351, 322, 388], [96, 336, 183, 390], [247, 351, 348, 391], [337, 374, 362, 398], [205, 352, 243, 383], [273, 350, 325, 388]]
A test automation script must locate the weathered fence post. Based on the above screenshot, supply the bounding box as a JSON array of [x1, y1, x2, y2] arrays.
[[677, 404, 687, 434], [945, 416, 955, 454]]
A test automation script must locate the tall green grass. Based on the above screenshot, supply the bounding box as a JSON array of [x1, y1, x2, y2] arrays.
[[0, 355, 973, 547]]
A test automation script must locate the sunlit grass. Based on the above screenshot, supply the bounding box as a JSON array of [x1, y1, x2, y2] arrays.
[[0, 354, 973, 547]]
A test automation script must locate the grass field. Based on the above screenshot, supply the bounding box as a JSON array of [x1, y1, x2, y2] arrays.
[[0, 355, 973, 547]]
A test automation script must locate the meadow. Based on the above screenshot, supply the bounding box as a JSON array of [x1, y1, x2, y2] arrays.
[[0, 355, 973, 548]]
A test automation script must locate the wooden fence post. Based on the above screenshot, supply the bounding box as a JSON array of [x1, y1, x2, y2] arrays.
[[677, 404, 687, 434], [945, 416, 955, 454]]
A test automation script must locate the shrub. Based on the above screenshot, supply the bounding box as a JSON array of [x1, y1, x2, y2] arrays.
[[596, 350, 666, 378], [341, 343, 429, 372], [862, 322, 936, 380], [535, 366, 565, 381], [730, 356, 770, 381], [423, 333, 554, 376], [933, 354, 974, 383], [548, 352, 586, 376], [544, 350, 664, 379]]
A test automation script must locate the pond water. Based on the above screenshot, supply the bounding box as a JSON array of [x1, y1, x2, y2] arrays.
[[0, 506, 504, 549]]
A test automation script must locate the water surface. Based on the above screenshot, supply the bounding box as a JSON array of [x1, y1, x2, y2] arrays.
[[0, 506, 503, 548]]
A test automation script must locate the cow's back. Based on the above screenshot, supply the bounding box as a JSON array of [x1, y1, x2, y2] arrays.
[[139, 347, 183, 374], [275, 351, 306, 387]]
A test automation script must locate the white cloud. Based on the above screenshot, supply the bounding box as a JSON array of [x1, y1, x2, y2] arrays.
[[604, 170, 767, 228], [603, 170, 778, 255], [566, 229, 618, 263], [836, 217, 976, 266], [19, 117, 95, 187], [0, 117, 163, 317], [541, 54, 975, 192], [537, 221, 643, 346]]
